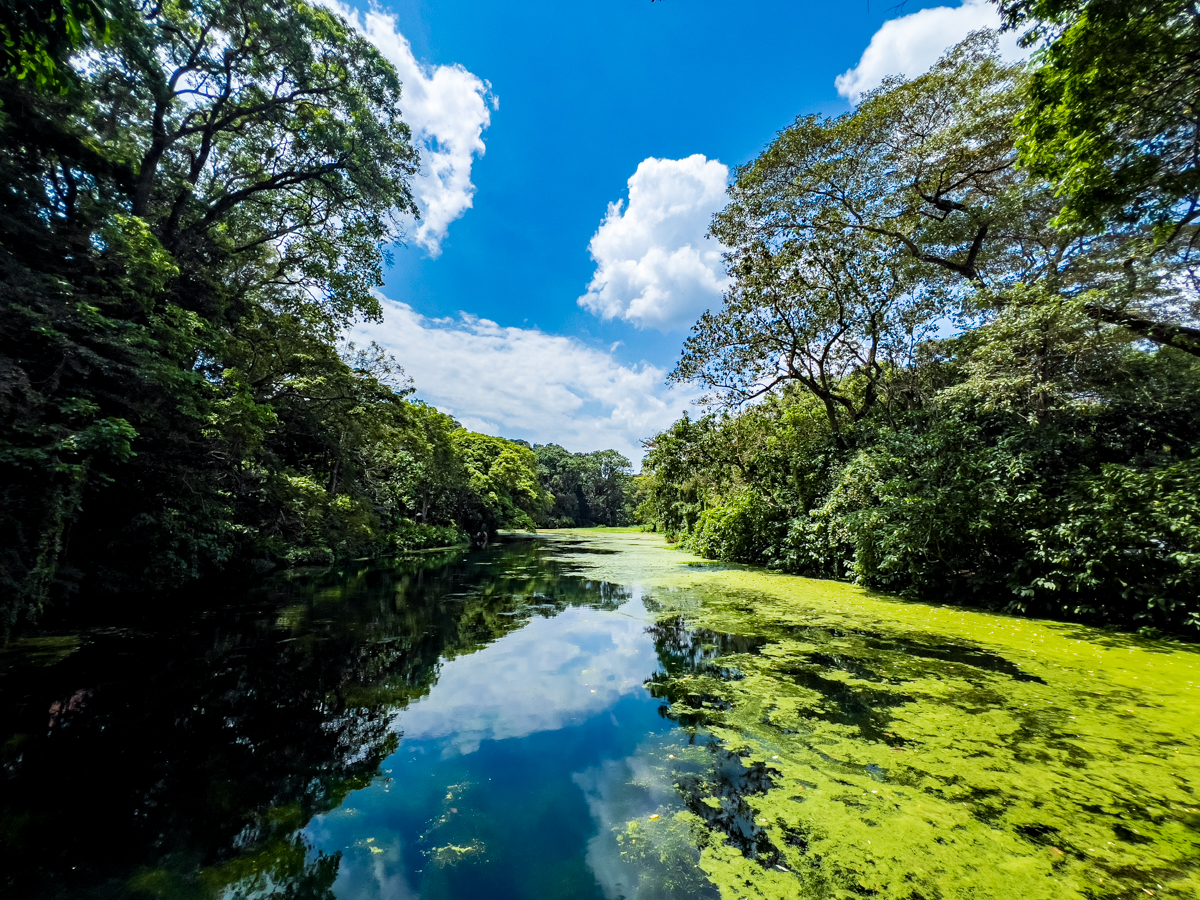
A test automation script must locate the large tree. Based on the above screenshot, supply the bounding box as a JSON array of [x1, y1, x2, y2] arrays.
[[453, 434, 551, 536], [674, 241, 930, 443], [676, 37, 1043, 430], [995, 0, 1200, 350], [0, 0, 419, 624], [675, 32, 1199, 439]]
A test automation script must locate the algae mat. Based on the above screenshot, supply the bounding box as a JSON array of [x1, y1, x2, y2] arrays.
[[543, 530, 1200, 900]]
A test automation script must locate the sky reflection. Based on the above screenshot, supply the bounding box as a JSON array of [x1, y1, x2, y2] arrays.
[[304, 589, 707, 900], [393, 594, 659, 756]]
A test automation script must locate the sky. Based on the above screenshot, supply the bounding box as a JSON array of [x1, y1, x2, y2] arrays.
[[326, 0, 1024, 461]]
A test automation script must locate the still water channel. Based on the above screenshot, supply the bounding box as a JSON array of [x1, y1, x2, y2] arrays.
[[2, 532, 1198, 900]]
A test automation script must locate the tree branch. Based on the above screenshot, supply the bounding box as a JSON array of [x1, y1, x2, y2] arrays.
[[1085, 303, 1200, 357]]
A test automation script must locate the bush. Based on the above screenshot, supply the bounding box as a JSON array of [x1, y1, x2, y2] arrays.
[[386, 521, 469, 553], [686, 492, 784, 565], [1019, 460, 1200, 629]]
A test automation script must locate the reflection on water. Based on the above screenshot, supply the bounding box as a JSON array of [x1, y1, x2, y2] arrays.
[[0, 540, 686, 900], [391, 598, 657, 755], [2, 532, 1197, 900], [304, 594, 707, 900]]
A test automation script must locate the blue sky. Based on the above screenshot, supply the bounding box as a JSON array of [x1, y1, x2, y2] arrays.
[[328, 0, 1020, 459]]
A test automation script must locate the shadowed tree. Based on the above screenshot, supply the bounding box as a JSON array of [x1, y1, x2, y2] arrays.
[[0, 0, 421, 624]]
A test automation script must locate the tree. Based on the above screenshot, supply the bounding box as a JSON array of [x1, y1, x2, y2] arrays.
[[695, 30, 1197, 375], [0, 0, 420, 625], [451, 433, 550, 536], [534, 443, 584, 525], [709, 36, 1038, 290], [0, 0, 107, 91], [367, 401, 466, 529], [996, 0, 1200, 239], [994, 0, 1200, 352], [675, 31, 1200, 449], [584, 449, 636, 526], [677, 35, 1036, 438], [533, 444, 635, 527], [637, 415, 723, 539], [673, 242, 931, 444], [649, 30, 1200, 631]]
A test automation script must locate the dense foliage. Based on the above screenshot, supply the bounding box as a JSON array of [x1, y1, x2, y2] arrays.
[[532, 443, 636, 527], [6, 0, 1197, 638], [997, 0, 1200, 241], [643, 32, 1200, 633], [0, 0, 550, 631]]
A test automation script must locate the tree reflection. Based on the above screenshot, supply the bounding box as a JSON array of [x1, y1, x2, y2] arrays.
[[0, 539, 625, 899], [642, 617, 783, 867]]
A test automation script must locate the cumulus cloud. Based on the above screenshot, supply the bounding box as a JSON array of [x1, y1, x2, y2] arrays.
[[578, 155, 730, 331], [352, 295, 699, 461], [321, 1, 494, 255], [324, 834, 416, 900], [835, 0, 1026, 103], [575, 748, 703, 900]]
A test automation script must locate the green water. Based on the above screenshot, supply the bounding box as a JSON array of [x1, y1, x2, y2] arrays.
[[1, 531, 1197, 899]]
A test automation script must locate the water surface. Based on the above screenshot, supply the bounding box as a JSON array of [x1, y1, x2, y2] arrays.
[[1, 532, 1197, 900]]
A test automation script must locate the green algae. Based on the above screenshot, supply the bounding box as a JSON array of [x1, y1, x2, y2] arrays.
[[546, 530, 1200, 900], [615, 810, 714, 899], [0, 634, 81, 667], [430, 840, 486, 868]]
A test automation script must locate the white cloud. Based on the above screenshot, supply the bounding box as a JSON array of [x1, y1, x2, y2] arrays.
[[835, 0, 1026, 103], [353, 295, 700, 461], [578, 155, 730, 331], [321, 1, 494, 255]]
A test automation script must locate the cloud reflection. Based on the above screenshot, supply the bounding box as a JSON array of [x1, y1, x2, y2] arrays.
[[574, 742, 718, 900], [394, 596, 658, 756]]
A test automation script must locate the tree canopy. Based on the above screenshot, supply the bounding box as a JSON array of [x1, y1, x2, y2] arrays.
[[533, 444, 636, 528], [995, 0, 1200, 240], [648, 32, 1200, 633], [0, 0, 547, 631]]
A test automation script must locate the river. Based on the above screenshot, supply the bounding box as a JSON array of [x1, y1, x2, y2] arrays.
[[1, 531, 1197, 899]]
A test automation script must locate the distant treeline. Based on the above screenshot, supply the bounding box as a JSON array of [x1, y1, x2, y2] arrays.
[[639, 9, 1200, 633], [531, 444, 636, 528]]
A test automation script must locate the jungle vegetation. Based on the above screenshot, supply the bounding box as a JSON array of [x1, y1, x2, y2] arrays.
[[532, 444, 636, 528], [639, 12, 1200, 633], [0, 0, 581, 632], [4, 0, 1196, 636]]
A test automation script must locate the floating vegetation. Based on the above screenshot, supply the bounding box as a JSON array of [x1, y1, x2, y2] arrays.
[[561, 532, 1200, 899], [633, 573, 1200, 895], [430, 840, 486, 868]]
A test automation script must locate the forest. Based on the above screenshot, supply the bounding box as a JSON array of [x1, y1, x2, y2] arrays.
[[638, 1, 1200, 633], [0, 0, 645, 633], [2, 0, 1198, 634]]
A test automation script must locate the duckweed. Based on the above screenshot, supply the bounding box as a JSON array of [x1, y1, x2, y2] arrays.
[[556, 530, 1200, 900]]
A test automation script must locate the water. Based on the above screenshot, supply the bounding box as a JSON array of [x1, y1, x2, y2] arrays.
[[1, 532, 1198, 899]]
